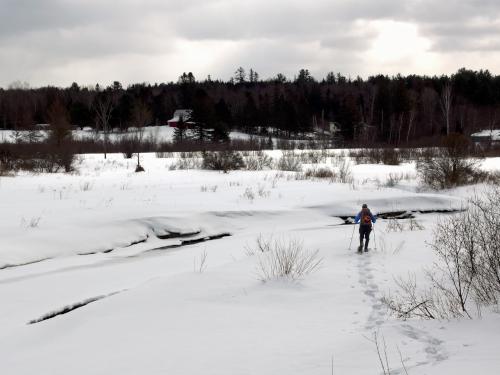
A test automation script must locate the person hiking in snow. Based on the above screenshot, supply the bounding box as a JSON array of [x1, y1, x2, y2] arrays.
[[354, 204, 376, 252]]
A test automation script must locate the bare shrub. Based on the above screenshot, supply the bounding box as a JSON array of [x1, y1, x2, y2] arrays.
[[277, 151, 302, 172], [119, 136, 140, 159], [486, 170, 500, 184], [349, 148, 402, 165], [202, 150, 245, 172], [384, 173, 403, 187], [384, 186, 500, 319], [348, 149, 366, 165], [245, 234, 273, 256], [466, 188, 500, 305], [380, 148, 401, 165], [385, 218, 424, 232], [256, 184, 270, 198], [244, 151, 273, 170], [378, 237, 406, 255], [155, 151, 173, 158], [0, 148, 15, 174], [254, 237, 322, 281], [80, 180, 94, 192], [382, 274, 441, 320], [275, 139, 297, 150], [304, 168, 335, 179], [0, 138, 76, 173], [242, 187, 255, 202], [301, 150, 327, 164], [21, 216, 42, 229], [180, 151, 204, 160], [417, 155, 485, 189], [417, 134, 486, 189], [385, 218, 404, 232], [200, 185, 218, 193], [407, 218, 425, 231], [170, 157, 203, 170], [336, 160, 353, 183]]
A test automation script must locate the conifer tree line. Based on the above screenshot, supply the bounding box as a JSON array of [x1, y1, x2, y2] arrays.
[[1, 67, 499, 145]]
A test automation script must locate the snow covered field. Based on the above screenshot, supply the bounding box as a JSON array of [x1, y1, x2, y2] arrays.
[[0, 151, 499, 375]]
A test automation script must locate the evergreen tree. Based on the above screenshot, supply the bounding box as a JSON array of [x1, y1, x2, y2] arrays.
[[295, 69, 315, 84], [191, 89, 215, 142], [178, 72, 196, 84], [173, 116, 188, 143], [325, 72, 336, 84], [273, 73, 287, 83], [234, 67, 246, 84], [249, 69, 260, 83], [211, 121, 230, 143]]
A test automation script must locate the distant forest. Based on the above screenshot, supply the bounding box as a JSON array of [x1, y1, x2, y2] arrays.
[[1, 68, 499, 145]]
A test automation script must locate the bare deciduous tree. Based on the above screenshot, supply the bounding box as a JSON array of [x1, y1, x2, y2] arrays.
[[93, 92, 115, 159], [131, 98, 152, 171], [440, 83, 453, 135]]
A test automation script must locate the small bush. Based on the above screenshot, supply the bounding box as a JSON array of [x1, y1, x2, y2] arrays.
[[275, 139, 297, 150], [55, 142, 76, 172], [21, 216, 42, 229], [385, 218, 404, 232], [417, 134, 487, 189], [301, 150, 328, 164], [417, 153, 485, 189], [200, 185, 218, 192], [80, 181, 93, 191], [0, 148, 15, 174], [349, 148, 402, 165], [254, 236, 322, 281], [304, 168, 335, 179], [384, 173, 403, 187], [242, 187, 255, 201], [155, 151, 173, 158], [407, 218, 425, 231], [336, 160, 353, 183], [244, 151, 273, 170], [119, 136, 138, 159], [277, 151, 302, 172], [380, 148, 401, 165], [202, 150, 245, 172], [170, 157, 202, 170]]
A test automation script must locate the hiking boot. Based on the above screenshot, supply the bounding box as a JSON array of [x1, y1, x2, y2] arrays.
[[358, 240, 363, 252]]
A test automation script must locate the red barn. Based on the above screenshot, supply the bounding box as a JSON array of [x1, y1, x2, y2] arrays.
[[167, 109, 194, 128]]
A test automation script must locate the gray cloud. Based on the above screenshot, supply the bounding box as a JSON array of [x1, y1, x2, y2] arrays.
[[0, 0, 500, 87]]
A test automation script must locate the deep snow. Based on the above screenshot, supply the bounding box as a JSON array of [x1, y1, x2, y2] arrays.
[[0, 151, 499, 375]]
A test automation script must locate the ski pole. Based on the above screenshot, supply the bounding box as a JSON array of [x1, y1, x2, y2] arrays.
[[348, 222, 356, 251], [373, 223, 377, 250]]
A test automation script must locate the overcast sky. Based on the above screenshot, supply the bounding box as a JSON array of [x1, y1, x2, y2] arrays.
[[1, 0, 499, 88]]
